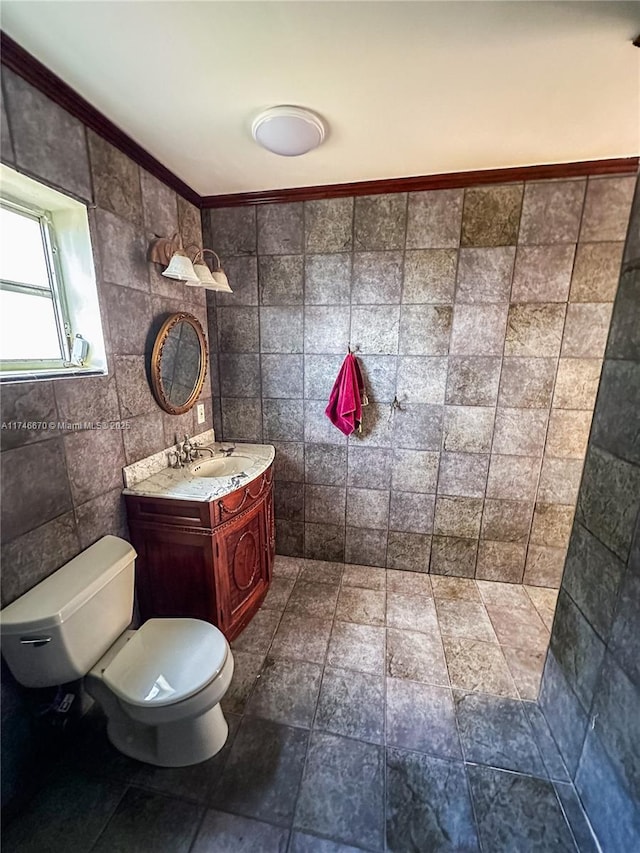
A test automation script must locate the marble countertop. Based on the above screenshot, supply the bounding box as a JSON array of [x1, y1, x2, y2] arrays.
[[122, 442, 275, 502]]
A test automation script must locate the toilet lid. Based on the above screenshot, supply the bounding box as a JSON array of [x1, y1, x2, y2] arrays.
[[103, 618, 228, 708]]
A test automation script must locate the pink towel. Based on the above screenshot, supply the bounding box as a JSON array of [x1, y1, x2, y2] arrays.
[[325, 353, 364, 436]]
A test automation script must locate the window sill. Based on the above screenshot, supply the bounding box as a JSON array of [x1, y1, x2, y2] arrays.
[[0, 367, 108, 384]]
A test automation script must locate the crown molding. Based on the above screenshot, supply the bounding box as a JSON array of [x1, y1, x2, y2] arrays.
[[1, 31, 637, 212], [0, 31, 201, 207], [200, 157, 639, 207]]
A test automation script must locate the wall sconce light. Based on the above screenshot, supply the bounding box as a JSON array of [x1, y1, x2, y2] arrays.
[[149, 235, 232, 292], [190, 249, 232, 293], [149, 234, 199, 283]]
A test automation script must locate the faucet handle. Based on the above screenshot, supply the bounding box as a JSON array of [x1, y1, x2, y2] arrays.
[[168, 450, 182, 469]]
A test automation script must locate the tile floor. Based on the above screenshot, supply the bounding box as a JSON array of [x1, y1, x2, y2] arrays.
[[3, 557, 599, 853]]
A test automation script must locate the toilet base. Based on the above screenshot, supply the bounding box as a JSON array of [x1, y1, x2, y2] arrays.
[[106, 701, 229, 767], [85, 626, 234, 767]]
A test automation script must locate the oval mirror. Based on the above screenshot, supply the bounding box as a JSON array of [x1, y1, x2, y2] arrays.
[[150, 312, 208, 415]]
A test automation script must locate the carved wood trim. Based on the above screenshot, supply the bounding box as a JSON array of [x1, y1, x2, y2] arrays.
[[218, 472, 269, 516], [128, 521, 215, 536], [231, 529, 260, 591], [215, 491, 270, 534]]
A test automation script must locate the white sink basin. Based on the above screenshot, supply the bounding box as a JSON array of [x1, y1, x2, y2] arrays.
[[190, 455, 254, 478]]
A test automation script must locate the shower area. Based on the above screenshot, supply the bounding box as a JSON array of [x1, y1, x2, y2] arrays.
[[201, 174, 634, 700], [203, 179, 633, 580], [196, 173, 639, 850]]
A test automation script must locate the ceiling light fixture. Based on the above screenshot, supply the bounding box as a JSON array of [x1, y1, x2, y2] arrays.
[[252, 106, 326, 157]]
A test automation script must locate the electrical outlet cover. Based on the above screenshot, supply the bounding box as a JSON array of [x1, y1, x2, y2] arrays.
[[197, 403, 205, 424]]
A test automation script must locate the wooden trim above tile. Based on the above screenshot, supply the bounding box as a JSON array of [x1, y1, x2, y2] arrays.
[[0, 31, 201, 207], [2, 31, 637, 212], [201, 158, 639, 208]]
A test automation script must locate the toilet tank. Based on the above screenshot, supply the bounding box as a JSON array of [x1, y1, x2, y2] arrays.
[[0, 536, 136, 688]]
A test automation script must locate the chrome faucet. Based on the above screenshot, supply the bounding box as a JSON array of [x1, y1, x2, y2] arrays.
[[171, 434, 197, 467], [169, 436, 233, 469], [195, 446, 216, 459]]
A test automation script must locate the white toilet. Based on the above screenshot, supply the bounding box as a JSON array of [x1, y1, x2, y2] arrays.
[[0, 535, 234, 767]]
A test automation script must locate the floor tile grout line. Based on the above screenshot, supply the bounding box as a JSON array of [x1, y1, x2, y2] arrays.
[[286, 559, 345, 849], [443, 573, 485, 851], [184, 801, 210, 853], [382, 573, 389, 853], [233, 562, 302, 715], [520, 699, 574, 788], [551, 780, 601, 853], [229, 558, 306, 851], [86, 780, 133, 853]]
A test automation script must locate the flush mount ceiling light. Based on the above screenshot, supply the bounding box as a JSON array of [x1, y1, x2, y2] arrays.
[[251, 106, 326, 157]]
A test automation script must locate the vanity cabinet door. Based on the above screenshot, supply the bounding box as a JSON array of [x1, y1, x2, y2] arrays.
[[131, 527, 219, 625], [215, 496, 269, 638]]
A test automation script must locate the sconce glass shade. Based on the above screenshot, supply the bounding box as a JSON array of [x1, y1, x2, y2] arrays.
[[189, 262, 217, 288], [186, 250, 233, 292], [252, 106, 326, 156], [211, 269, 232, 292], [162, 251, 200, 283]]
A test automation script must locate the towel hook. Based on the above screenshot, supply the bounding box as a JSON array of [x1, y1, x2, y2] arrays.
[[388, 395, 401, 423], [347, 342, 359, 354]]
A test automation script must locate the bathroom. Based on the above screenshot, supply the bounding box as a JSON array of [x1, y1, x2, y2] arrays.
[[0, 2, 639, 851]]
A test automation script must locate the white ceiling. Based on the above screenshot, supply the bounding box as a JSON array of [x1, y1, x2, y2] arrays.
[[3, 1, 639, 196]]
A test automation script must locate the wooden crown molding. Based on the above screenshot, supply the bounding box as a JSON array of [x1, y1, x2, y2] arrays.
[[0, 31, 201, 207], [1, 32, 637, 212], [200, 157, 639, 207]]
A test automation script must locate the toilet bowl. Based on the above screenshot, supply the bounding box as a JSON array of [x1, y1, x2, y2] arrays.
[[86, 619, 234, 766], [0, 536, 234, 767]]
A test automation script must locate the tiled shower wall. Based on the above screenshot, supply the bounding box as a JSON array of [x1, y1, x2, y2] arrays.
[[0, 69, 213, 809], [539, 173, 640, 850], [204, 175, 634, 583]]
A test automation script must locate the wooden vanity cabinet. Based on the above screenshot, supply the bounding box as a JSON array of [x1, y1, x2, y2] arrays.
[[125, 464, 274, 642]]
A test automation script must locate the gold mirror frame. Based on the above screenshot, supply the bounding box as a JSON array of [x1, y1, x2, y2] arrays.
[[150, 312, 208, 415]]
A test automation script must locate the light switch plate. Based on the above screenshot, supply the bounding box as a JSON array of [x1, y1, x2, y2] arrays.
[[196, 403, 205, 424]]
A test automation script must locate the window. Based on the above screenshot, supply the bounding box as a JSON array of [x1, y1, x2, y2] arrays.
[[0, 165, 107, 382], [0, 200, 73, 368]]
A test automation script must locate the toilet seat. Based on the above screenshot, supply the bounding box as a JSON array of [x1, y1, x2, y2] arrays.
[[103, 618, 228, 709]]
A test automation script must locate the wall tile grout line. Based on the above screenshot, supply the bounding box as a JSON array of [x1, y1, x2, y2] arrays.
[[343, 196, 357, 564], [383, 191, 410, 576], [475, 181, 526, 584], [300, 201, 307, 557], [519, 178, 587, 589], [430, 186, 467, 578]]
